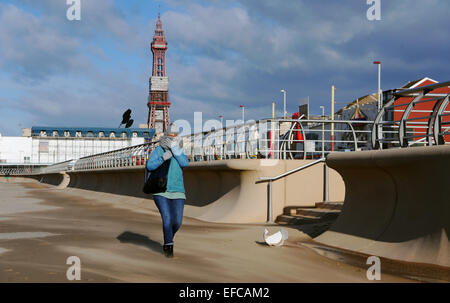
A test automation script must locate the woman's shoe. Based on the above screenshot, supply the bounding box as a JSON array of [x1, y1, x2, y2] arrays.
[[163, 244, 174, 258]]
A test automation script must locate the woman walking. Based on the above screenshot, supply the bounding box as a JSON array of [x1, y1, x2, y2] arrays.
[[146, 123, 189, 258]]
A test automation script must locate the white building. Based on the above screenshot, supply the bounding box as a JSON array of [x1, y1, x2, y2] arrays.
[[0, 135, 32, 164], [0, 126, 155, 165]]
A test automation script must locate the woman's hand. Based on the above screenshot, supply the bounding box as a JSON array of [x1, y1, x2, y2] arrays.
[[159, 136, 172, 149], [162, 150, 173, 161], [169, 137, 181, 149]]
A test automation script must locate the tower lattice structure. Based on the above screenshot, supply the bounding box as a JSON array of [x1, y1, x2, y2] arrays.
[[147, 14, 170, 134]]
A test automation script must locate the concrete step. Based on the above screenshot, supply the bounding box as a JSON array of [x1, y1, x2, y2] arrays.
[[315, 201, 344, 210], [276, 214, 325, 225], [277, 203, 343, 225], [283, 206, 342, 217], [283, 206, 314, 216], [296, 208, 341, 219]]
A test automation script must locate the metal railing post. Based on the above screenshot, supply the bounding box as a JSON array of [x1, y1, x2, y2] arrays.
[[323, 163, 329, 202], [257, 158, 327, 224], [267, 180, 273, 224]]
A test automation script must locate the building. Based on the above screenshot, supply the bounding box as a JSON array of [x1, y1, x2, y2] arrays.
[[388, 77, 450, 144], [0, 135, 32, 164], [335, 77, 450, 149], [0, 126, 154, 165], [147, 14, 171, 134]]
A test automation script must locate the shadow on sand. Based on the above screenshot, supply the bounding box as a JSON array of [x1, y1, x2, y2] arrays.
[[117, 231, 163, 254]]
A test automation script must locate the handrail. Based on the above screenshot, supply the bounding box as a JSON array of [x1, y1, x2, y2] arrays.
[[179, 118, 374, 142], [256, 157, 326, 183], [373, 80, 450, 148], [255, 157, 327, 224], [393, 81, 450, 96]]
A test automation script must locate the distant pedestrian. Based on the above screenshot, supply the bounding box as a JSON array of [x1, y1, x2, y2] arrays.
[[146, 123, 189, 258]]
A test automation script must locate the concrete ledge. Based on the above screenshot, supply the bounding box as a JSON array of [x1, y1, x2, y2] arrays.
[[316, 145, 450, 267], [29, 159, 345, 224]]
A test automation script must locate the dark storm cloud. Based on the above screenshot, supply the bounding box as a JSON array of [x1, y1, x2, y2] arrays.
[[163, 0, 450, 119]]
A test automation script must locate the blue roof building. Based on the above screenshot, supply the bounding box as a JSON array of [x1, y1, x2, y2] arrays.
[[31, 126, 155, 140]]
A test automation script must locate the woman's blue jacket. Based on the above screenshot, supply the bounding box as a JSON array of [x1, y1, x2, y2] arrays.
[[146, 145, 189, 193]]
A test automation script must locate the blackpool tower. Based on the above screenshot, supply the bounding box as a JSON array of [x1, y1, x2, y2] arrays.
[[147, 14, 170, 134]]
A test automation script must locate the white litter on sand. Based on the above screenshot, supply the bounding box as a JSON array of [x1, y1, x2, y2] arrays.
[[263, 228, 288, 246]]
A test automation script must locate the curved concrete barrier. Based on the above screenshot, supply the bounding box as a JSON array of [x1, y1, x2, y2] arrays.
[[61, 162, 285, 223], [315, 145, 450, 268], [184, 160, 284, 223], [56, 160, 344, 224], [39, 173, 69, 188]]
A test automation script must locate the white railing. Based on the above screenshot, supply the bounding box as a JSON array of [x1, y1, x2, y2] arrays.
[[72, 143, 154, 171], [4, 97, 449, 175], [180, 118, 374, 162]]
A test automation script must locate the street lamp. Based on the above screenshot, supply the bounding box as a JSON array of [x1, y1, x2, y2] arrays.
[[218, 115, 223, 127], [374, 61, 383, 149], [320, 106, 325, 158], [240, 105, 245, 124], [281, 89, 287, 119], [331, 85, 335, 151], [373, 61, 382, 111]]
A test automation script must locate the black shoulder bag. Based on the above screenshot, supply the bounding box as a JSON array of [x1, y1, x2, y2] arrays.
[[143, 159, 170, 194]]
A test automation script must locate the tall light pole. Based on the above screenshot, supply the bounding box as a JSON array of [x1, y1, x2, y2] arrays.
[[331, 85, 335, 151], [281, 89, 287, 119], [320, 106, 325, 158], [219, 115, 223, 127], [374, 61, 383, 149], [374, 61, 382, 111], [240, 105, 245, 124]]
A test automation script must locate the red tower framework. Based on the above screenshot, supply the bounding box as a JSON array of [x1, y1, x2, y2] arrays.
[[147, 14, 170, 133]]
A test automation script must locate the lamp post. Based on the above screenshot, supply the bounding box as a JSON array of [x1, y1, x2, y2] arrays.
[[281, 89, 287, 119], [320, 106, 325, 158], [374, 61, 383, 149], [219, 115, 223, 127], [373, 61, 382, 111], [331, 85, 335, 151], [240, 105, 245, 124]]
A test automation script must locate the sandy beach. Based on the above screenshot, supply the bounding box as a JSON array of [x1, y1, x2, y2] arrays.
[[0, 180, 413, 282]]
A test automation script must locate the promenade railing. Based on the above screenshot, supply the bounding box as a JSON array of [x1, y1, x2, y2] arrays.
[[3, 80, 450, 175]]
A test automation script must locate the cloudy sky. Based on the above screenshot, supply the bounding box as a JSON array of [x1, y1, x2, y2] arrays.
[[0, 0, 449, 136]]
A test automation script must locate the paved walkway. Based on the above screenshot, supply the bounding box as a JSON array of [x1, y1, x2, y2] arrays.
[[0, 180, 412, 282]]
